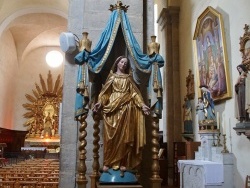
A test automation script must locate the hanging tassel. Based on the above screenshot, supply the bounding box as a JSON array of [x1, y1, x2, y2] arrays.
[[77, 80, 85, 95], [83, 86, 89, 97], [157, 88, 162, 98]]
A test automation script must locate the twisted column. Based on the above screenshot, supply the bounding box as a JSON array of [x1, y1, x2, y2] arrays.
[[76, 114, 88, 187], [90, 113, 101, 188], [150, 116, 162, 188]]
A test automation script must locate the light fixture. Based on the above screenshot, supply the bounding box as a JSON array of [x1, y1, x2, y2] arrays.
[[46, 50, 63, 67]]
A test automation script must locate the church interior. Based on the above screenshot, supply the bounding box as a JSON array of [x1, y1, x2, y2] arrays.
[[0, 0, 250, 188]]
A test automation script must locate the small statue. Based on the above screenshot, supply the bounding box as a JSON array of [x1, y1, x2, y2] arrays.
[[182, 96, 193, 134], [186, 69, 195, 99], [200, 85, 216, 120], [235, 64, 250, 122], [51, 128, 55, 137], [43, 115, 53, 138], [196, 97, 205, 122]]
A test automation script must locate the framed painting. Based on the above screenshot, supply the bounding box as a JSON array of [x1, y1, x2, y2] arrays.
[[193, 6, 231, 102]]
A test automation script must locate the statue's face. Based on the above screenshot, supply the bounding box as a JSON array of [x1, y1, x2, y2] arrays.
[[117, 58, 128, 73], [237, 66, 243, 73]]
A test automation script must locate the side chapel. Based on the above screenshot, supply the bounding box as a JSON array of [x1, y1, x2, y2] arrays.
[[0, 0, 250, 188]]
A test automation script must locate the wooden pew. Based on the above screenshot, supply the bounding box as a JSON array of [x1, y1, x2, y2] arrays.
[[0, 180, 15, 188]]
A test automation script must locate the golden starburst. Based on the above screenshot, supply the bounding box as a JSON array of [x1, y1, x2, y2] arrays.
[[22, 71, 63, 138]]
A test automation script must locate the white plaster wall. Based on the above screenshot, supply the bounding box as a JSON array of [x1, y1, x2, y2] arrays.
[[0, 30, 17, 129], [179, 0, 250, 187]]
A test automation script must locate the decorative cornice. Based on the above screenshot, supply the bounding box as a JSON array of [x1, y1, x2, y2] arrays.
[[157, 7, 180, 31]]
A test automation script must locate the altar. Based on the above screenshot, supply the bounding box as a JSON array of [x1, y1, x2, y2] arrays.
[[23, 138, 60, 159], [178, 160, 223, 188], [178, 151, 234, 187], [24, 138, 60, 149]]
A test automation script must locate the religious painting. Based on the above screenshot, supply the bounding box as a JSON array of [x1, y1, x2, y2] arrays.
[[193, 6, 231, 102]]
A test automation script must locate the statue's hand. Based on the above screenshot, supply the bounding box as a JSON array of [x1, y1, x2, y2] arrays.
[[142, 104, 150, 115], [92, 103, 102, 112]]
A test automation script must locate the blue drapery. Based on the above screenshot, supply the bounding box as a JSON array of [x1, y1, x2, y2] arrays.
[[74, 9, 164, 119]]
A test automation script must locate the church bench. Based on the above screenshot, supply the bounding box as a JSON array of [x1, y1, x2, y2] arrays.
[[36, 181, 59, 188], [0, 180, 15, 188], [15, 180, 38, 188], [26, 176, 45, 182]]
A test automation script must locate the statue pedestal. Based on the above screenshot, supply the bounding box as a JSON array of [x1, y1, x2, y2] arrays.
[[97, 183, 142, 188], [196, 132, 219, 161], [197, 119, 220, 161], [233, 121, 250, 139]]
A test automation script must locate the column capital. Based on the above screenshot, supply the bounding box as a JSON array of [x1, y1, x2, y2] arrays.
[[157, 7, 180, 31]]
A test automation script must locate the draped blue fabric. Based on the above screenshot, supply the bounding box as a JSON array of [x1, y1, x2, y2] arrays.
[[74, 9, 165, 119]]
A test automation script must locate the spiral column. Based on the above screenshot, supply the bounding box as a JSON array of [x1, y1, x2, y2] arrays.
[[76, 114, 88, 187], [90, 113, 101, 188], [150, 116, 162, 188]]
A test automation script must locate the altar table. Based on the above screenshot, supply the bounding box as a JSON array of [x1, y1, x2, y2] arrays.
[[178, 160, 224, 188]]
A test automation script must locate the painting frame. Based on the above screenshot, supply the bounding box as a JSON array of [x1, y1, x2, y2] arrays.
[[193, 6, 231, 102]]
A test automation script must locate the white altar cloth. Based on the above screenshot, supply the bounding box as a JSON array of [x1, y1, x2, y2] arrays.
[[21, 147, 47, 151], [178, 160, 224, 185]]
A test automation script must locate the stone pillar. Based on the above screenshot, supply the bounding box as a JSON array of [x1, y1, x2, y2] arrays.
[[158, 6, 180, 184], [60, 1, 154, 188], [59, 0, 85, 188]]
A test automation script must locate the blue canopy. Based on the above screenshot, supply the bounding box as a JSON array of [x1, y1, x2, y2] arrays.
[[74, 8, 164, 119]]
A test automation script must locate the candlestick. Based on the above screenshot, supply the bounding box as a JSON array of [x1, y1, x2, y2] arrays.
[[221, 134, 229, 153], [217, 133, 222, 146], [224, 122, 226, 135]]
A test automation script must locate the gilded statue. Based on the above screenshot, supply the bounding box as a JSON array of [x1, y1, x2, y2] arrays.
[[43, 112, 54, 138], [92, 56, 150, 175]]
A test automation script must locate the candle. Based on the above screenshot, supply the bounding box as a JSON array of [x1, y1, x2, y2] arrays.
[[229, 117, 231, 136], [216, 112, 220, 130], [223, 116, 227, 135]]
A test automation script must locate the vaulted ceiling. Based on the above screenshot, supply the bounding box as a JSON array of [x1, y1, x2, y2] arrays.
[[0, 0, 68, 65]]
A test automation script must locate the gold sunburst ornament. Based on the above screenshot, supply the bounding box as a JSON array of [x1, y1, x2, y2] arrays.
[[22, 71, 63, 139]]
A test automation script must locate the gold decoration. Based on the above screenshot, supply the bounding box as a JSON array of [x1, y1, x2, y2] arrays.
[[198, 119, 219, 133], [109, 1, 129, 12], [239, 24, 250, 70], [22, 71, 63, 139]]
